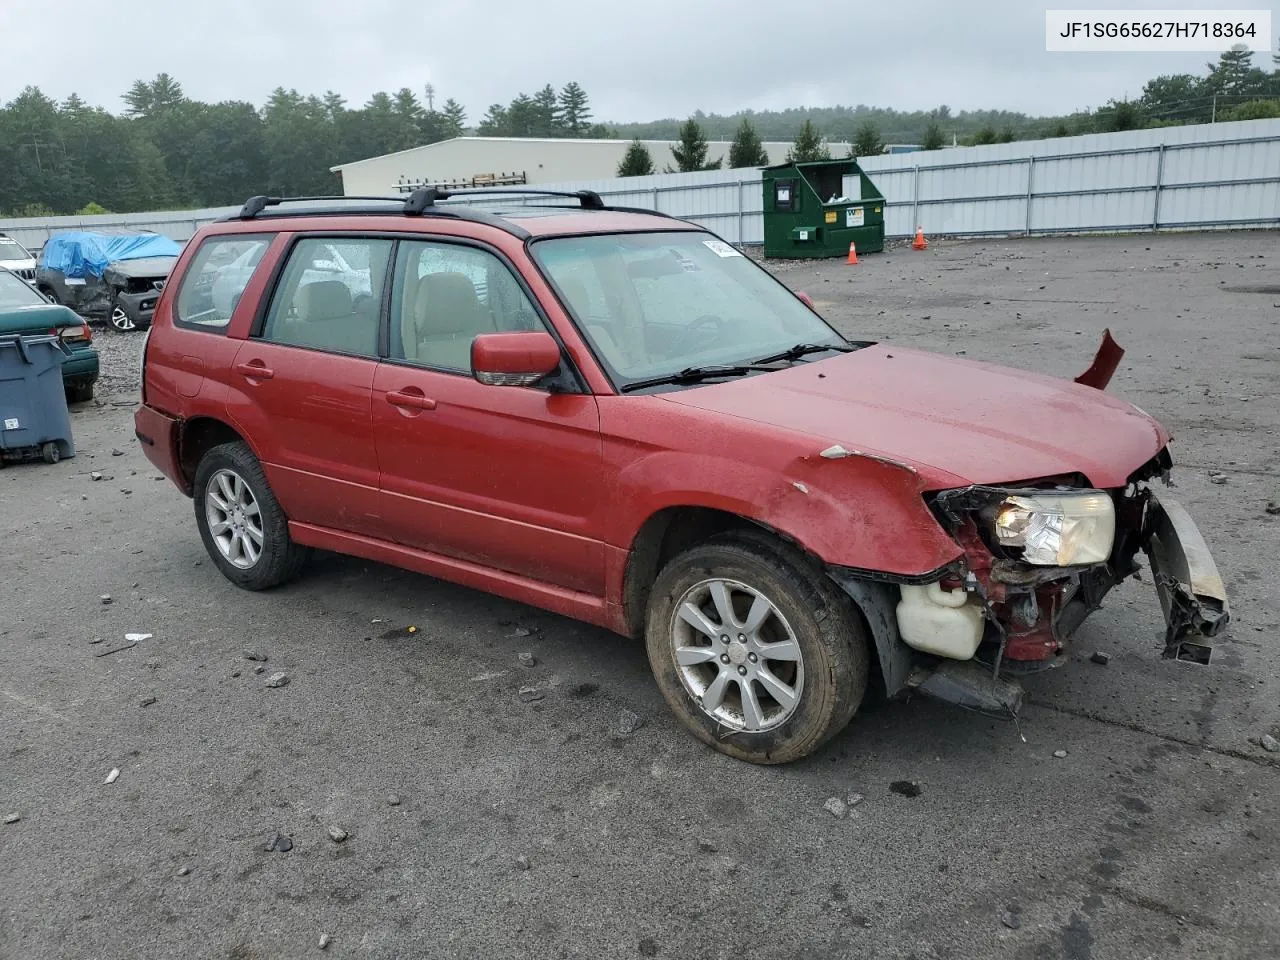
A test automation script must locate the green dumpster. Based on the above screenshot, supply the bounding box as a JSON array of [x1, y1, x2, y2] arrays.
[[762, 159, 886, 259]]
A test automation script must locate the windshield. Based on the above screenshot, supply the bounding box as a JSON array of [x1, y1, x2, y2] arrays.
[[530, 231, 846, 388], [0, 270, 45, 308], [0, 237, 32, 261]]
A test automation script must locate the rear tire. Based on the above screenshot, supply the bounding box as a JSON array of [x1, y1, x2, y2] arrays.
[[65, 380, 94, 404], [41, 442, 60, 465], [193, 441, 309, 590], [644, 530, 869, 764]]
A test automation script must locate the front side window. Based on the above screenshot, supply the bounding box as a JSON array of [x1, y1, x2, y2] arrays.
[[260, 237, 392, 358], [175, 235, 271, 331], [530, 231, 845, 388], [389, 240, 545, 372]]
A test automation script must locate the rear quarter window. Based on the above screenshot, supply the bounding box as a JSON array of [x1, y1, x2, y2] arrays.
[[174, 235, 272, 332]]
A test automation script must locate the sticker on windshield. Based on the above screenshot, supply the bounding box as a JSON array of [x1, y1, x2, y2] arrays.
[[702, 239, 743, 258]]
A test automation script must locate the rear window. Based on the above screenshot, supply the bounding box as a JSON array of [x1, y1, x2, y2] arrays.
[[174, 235, 272, 331]]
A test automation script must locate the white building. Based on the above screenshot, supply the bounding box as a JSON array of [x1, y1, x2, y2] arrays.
[[331, 136, 854, 196]]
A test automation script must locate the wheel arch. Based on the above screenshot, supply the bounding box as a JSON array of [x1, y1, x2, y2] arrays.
[[179, 417, 255, 488]]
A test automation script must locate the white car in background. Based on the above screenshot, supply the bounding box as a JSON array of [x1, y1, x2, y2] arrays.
[[0, 234, 38, 282], [211, 240, 373, 316]]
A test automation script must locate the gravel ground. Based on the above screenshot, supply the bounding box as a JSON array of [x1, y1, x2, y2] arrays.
[[2, 232, 1279, 960]]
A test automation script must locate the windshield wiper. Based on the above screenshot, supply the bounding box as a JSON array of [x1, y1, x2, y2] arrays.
[[751, 341, 859, 366], [619, 364, 777, 393]]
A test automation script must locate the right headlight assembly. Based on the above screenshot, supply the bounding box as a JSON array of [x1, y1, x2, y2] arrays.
[[993, 491, 1116, 567]]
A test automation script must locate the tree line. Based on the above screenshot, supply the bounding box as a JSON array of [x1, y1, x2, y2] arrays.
[[0, 76, 603, 217], [2, 46, 1277, 215], [616, 45, 1280, 176]]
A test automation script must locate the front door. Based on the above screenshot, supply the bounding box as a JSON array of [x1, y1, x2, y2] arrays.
[[225, 235, 394, 538], [372, 238, 605, 595]]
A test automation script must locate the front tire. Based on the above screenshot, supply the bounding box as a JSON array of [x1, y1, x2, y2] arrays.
[[65, 380, 94, 404], [193, 441, 309, 590], [644, 531, 869, 764]]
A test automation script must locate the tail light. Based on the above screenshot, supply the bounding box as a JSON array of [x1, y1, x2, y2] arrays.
[[51, 323, 92, 343]]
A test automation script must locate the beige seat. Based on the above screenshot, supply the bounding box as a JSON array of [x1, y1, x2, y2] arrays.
[[402, 271, 494, 370], [282, 280, 376, 356], [558, 276, 630, 371]]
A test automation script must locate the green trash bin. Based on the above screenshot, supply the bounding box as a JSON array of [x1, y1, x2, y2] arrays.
[[762, 159, 886, 259], [0, 334, 75, 466]]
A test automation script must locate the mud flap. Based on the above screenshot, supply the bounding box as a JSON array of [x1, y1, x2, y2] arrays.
[[1144, 495, 1230, 663]]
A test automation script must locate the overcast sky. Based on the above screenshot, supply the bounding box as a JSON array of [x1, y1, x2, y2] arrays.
[[2, 0, 1277, 121]]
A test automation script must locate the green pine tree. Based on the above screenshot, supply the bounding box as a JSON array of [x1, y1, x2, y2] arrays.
[[440, 99, 466, 138], [617, 138, 654, 177], [921, 120, 944, 150], [669, 117, 721, 172], [728, 117, 769, 168], [558, 82, 592, 136], [851, 120, 884, 157], [786, 119, 830, 162]]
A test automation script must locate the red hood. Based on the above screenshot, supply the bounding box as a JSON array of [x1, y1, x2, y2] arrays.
[[663, 345, 1168, 489]]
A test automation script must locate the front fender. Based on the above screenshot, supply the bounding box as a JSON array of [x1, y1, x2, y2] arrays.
[[609, 446, 963, 578]]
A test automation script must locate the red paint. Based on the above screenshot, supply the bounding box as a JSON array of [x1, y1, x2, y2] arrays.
[[1075, 328, 1125, 391], [137, 208, 1175, 639], [471, 331, 562, 378]]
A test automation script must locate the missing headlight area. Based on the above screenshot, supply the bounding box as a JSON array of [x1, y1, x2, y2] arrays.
[[927, 466, 1177, 671]]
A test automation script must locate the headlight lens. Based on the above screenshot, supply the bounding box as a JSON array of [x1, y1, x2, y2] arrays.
[[994, 492, 1115, 566]]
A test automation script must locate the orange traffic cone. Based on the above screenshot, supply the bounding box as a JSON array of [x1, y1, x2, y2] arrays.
[[846, 241, 859, 265], [912, 225, 928, 250]]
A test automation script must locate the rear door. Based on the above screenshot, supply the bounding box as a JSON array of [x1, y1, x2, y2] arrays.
[[225, 235, 393, 538], [371, 237, 606, 594]]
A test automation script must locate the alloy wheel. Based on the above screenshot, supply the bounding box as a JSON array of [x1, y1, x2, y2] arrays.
[[204, 468, 264, 569]]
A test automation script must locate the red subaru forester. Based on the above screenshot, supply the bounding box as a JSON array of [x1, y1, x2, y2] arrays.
[[136, 190, 1229, 764]]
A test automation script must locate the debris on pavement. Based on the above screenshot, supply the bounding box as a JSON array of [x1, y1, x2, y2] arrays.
[[890, 780, 922, 798], [88, 637, 105, 645], [1266, 502, 1280, 516], [4, 813, 19, 825], [387, 794, 402, 807], [265, 672, 289, 688], [823, 797, 848, 818], [518, 651, 537, 668], [379, 625, 419, 640], [1261, 734, 1280, 754], [327, 825, 349, 843], [139, 696, 157, 708], [510, 626, 534, 638], [1090, 651, 1111, 666], [1000, 910, 1022, 930], [470, 670, 506, 682], [514, 855, 531, 871], [697, 839, 718, 853], [243, 650, 268, 662], [94, 642, 137, 658], [104, 768, 120, 784], [178, 866, 190, 876], [90, 471, 103, 481], [614, 708, 644, 739], [1053, 750, 1069, 759], [1209, 472, 1228, 484], [847, 793, 865, 808], [111, 448, 124, 456], [254, 666, 265, 675], [518, 686, 545, 703], [124, 633, 152, 643], [99, 594, 112, 605], [265, 831, 294, 853], [319, 933, 332, 950]]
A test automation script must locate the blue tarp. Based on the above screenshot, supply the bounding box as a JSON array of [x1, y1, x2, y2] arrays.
[[40, 232, 182, 279]]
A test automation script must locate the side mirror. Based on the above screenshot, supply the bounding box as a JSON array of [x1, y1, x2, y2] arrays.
[[795, 291, 815, 309], [472, 331, 561, 387]]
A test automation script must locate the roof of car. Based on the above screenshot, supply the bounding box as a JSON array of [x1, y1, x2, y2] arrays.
[[215, 192, 705, 242]]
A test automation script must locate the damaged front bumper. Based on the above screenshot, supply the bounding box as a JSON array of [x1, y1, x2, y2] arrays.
[[830, 470, 1230, 718], [1145, 495, 1230, 662]]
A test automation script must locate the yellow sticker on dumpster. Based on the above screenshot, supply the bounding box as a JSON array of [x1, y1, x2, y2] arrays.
[[824, 210, 837, 224]]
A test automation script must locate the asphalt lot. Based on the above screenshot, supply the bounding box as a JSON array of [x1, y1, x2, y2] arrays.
[[2, 232, 1278, 960]]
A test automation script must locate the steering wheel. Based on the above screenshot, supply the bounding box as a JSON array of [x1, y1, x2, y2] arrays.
[[672, 314, 729, 356]]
